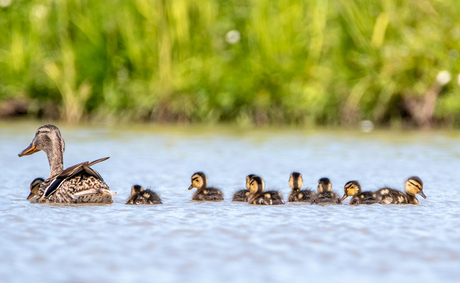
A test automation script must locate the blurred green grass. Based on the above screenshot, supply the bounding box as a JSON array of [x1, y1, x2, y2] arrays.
[[0, 0, 459, 126]]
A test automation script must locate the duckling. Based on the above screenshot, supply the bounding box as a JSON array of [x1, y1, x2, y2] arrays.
[[18, 125, 116, 203], [312, 178, 341, 205], [126, 185, 162, 205], [287, 172, 316, 202], [27, 177, 45, 201], [232, 174, 256, 202], [248, 176, 284, 205], [376, 176, 426, 205], [188, 172, 224, 201], [341, 180, 378, 205]]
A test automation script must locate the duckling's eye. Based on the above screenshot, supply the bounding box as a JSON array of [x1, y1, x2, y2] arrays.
[[409, 181, 421, 189]]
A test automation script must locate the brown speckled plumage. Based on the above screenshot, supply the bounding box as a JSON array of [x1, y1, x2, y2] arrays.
[[19, 125, 115, 204]]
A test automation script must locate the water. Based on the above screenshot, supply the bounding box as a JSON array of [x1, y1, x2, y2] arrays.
[[1, 122, 460, 283]]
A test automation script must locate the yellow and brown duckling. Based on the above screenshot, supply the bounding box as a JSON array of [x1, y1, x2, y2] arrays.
[[341, 180, 378, 205], [288, 172, 316, 202], [126, 185, 162, 205], [188, 172, 224, 201], [248, 176, 284, 205], [376, 176, 426, 205], [312, 178, 341, 205], [27, 177, 45, 201], [18, 125, 116, 203], [232, 174, 256, 202]]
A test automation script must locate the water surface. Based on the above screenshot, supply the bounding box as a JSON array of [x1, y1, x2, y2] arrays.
[[1, 122, 459, 283]]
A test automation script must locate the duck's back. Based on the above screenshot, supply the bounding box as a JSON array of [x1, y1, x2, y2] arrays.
[[350, 191, 378, 205], [40, 172, 113, 203], [232, 189, 250, 202], [288, 189, 315, 202], [193, 187, 224, 201], [37, 158, 114, 204], [127, 189, 162, 205], [314, 192, 341, 205], [376, 188, 409, 204], [251, 190, 284, 205]]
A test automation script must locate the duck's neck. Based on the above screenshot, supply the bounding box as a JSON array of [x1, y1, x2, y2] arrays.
[[44, 140, 64, 178], [407, 194, 419, 205]]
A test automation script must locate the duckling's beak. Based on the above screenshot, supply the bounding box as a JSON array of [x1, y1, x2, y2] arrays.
[[418, 190, 427, 199], [188, 185, 194, 190], [26, 192, 35, 200], [18, 140, 40, 157], [340, 194, 348, 201]]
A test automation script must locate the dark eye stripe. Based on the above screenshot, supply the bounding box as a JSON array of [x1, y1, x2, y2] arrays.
[[409, 181, 421, 189], [345, 183, 354, 189]]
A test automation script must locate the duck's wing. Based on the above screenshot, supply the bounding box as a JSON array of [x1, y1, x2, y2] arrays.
[[43, 157, 110, 198]]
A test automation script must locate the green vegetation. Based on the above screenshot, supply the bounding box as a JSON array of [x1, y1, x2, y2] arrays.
[[1, 0, 459, 126]]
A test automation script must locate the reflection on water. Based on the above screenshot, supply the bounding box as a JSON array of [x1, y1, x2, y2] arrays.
[[1, 122, 460, 283]]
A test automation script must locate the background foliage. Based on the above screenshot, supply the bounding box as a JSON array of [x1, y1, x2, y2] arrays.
[[0, 0, 459, 126]]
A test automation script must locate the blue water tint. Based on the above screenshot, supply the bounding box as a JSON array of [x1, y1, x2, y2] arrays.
[[1, 123, 460, 283]]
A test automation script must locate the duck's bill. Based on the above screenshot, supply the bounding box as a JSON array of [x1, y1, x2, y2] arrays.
[[188, 185, 194, 190], [26, 192, 35, 200], [18, 143, 40, 157], [340, 194, 348, 201], [418, 190, 427, 199]]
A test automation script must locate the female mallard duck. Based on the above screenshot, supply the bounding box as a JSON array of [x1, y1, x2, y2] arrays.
[[312, 178, 341, 205], [18, 124, 116, 203], [341, 180, 378, 205], [248, 176, 284, 205], [27, 177, 44, 201], [287, 172, 315, 202], [232, 174, 256, 202], [188, 172, 224, 201], [376, 176, 426, 205], [126, 185, 162, 205]]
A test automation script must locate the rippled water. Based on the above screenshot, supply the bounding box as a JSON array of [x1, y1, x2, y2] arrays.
[[1, 122, 460, 283]]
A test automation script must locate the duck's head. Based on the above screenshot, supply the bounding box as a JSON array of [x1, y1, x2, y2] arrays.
[[18, 125, 65, 157], [245, 174, 257, 189], [188, 172, 207, 190], [289, 172, 303, 192], [130, 185, 143, 196], [27, 177, 44, 200], [317, 178, 332, 193], [405, 176, 426, 199], [341, 180, 361, 201], [248, 176, 265, 194]]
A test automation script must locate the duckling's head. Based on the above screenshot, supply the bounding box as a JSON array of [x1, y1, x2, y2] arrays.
[[27, 177, 44, 200], [245, 174, 257, 189], [130, 185, 144, 196], [317, 178, 332, 193], [341, 180, 361, 201], [248, 176, 265, 194], [188, 172, 207, 190], [289, 172, 303, 192], [18, 125, 65, 157], [405, 176, 426, 199]]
